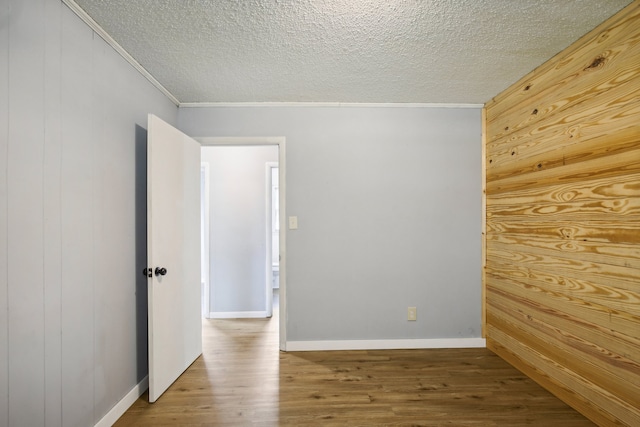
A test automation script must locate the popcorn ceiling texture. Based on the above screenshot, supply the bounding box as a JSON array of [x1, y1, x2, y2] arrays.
[[73, 0, 631, 104]]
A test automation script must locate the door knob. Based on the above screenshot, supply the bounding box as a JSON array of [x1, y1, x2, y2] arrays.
[[142, 268, 152, 277], [155, 267, 167, 276]]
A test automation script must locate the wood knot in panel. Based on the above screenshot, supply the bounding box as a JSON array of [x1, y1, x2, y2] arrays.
[[559, 242, 578, 251], [567, 126, 580, 139], [560, 228, 575, 239], [557, 190, 578, 201], [584, 55, 606, 71]]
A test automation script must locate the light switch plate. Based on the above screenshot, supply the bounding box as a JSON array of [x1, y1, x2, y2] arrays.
[[288, 216, 298, 230]]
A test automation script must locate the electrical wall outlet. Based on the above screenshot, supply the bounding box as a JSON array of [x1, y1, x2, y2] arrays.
[[408, 306, 417, 321]]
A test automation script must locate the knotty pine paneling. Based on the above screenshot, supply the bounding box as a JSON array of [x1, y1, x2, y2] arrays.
[[484, 1, 640, 425], [486, 3, 640, 127]]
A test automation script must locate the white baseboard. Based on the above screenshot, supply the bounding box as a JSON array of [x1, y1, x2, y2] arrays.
[[210, 311, 269, 319], [285, 338, 486, 352], [95, 376, 148, 427]]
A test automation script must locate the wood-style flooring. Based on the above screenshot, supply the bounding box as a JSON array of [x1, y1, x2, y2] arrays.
[[115, 294, 595, 426]]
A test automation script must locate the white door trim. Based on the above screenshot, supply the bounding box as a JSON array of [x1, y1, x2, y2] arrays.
[[265, 161, 278, 319], [200, 162, 211, 319], [197, 136, 287, 351]]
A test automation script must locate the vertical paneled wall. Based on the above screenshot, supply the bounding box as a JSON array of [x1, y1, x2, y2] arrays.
[[484, 2, 640, 426], [0, 1, 177, 426]]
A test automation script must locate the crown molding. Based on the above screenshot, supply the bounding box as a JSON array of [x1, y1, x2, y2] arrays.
[[62, 0, 180, 106], [62, 1, 486, 110], [179, 102, 484, 109]]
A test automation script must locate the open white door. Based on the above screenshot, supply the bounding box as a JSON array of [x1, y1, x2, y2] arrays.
[[147, 114, 202, 403]]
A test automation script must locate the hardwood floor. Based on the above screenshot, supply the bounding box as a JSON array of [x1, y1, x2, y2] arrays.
[[115, 296, 595, 426]]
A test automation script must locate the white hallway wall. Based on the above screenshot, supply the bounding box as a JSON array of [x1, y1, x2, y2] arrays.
[[0, 1, 177, 426], [179, 105, 482, 345], [202, 146, 278, 314]]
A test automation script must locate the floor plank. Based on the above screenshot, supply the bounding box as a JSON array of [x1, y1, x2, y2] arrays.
[[115, 294, 595, 426]]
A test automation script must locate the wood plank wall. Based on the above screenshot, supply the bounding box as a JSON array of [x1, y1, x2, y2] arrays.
[[483, 2, 640, 425]]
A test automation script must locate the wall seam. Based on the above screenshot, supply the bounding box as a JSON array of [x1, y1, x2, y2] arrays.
[[41, 0, 47, 418], [4, 2, 10, 423], [91, 29, 97, 425], [57, 5, 63, 424]]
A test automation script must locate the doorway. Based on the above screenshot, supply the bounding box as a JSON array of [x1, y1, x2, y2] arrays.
[[265, 162, 279, 318], [198, 137, 287, 350]]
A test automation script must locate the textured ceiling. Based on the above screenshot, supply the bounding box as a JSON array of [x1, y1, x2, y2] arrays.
[[71, 0, 632, 104]]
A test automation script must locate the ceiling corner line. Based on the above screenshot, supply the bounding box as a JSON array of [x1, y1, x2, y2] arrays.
[[177, 102, 486, 109], [61, 0, 180, 107]]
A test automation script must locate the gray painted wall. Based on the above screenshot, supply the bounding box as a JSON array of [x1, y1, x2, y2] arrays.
[[0, 1, 177, 426], [201, 146, 278, 313], [179, 106, 482, 342]]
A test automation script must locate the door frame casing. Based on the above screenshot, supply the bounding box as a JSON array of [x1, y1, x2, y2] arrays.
[[265, 161, 279, 319], [197, 137, 287, 351], [200, 162, 211, 319]]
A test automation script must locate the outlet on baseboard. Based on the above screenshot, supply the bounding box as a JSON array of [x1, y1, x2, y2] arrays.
[[407, 307, 417, 321]]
